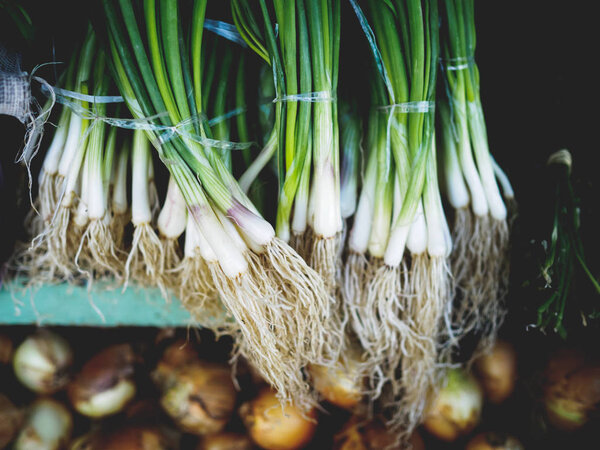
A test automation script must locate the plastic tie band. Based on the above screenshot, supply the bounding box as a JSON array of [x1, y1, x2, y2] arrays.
[[441, 55, 475, 71], [272, 90, 336, 103], [204, 19, 248, 48], [378, 101, 435, 114]]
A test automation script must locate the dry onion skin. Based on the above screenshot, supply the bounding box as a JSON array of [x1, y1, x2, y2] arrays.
[[68, 343, 137, 418], [152, 339, 200, 391], [13, 397, 73, 450], [0, 393, 24, 449], [13, 329, 73, 394], [474, 340, 517, 404], [0, 333, 14, 364], [465, 432, 524, 450], [239, 387, 317, 450], [543, 348, 600, 431], [333, 416, 425, 450], [157, 361, 237, 436], [423, 369, 483, 442], [196, 432, 253, 450]]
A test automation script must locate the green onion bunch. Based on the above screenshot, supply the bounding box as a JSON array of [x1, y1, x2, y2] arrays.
[[102, 0, 337, 411], [438, 0, 514, 357]]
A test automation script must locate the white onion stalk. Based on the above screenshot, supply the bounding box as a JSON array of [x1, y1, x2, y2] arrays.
[[173, 214, 230, 333], [76, 111, 123, 282], [157, 176, 187, 283], [13, 330, 73, 394], [239, 129, 277, 194], [123, 129, 167, 297], [13, 398, 72, 450], [111, 141, 130, 249]]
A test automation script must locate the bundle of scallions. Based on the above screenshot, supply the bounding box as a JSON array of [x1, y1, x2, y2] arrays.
[[6, 0, 515, 437], [438, 0, 515, 357]]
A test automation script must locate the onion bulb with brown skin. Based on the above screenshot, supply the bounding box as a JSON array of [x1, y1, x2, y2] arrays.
[[13, 329, 73, 394], [423, 368, 483, 442], [0, 333, 13, 364], [13, 397, 72, 450], [543, 348, 600, 431], [333, 415, 425, 450], [308, 347, 365, 411], [152, 339, 200, 391], [68, 343, 137, 418], [196, 432, 253, 450], [1, 393, 24, 449], [474, 340, 517, 404], [239, 387, 317, 450], [465, 432, 524, 450], [157, 361, 237, 436]]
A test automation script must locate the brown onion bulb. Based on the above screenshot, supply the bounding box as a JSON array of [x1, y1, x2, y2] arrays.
[[465, 432, 524, 450], [333, 416, 425, 450], [543, 348, 600, 431], [0, 333, 13, 364], [13, 397, 72, 450], [239, 387, 317, 450], [68, 344, 137, 418], [69, 426, 178, 450], [152, 339, 200, 391], [13, 330, 73, 394], [308, 349, 364, 410], [158, 361, 237, 435], [474, 340, 517, 404], [0, 393, 24, 448], [196, 432, 253, 450], [423, 368, 483, 442]]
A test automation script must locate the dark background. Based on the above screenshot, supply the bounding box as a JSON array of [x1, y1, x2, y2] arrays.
[[1, 1, 599, 448]]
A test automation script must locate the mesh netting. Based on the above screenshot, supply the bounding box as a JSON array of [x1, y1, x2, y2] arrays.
[[0, 46, 30, 123]]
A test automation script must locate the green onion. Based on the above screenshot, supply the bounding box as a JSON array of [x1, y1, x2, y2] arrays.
[[439, 0, 512, 357]]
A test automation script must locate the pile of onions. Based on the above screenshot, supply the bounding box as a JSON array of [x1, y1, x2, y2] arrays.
[[239, 387, 317, 450], [0, 394, 23, 448], [423, 368, 483, 442], [333, 416, 425, 450], [13, 397, 72, 450], [474, 340, 518, 404], [542, 348, 600, 431], [465, 432, 524, 450], [13, 329, 73, 394], [152, 341, 237, 436], [68, 343, 137, 418], [196, 432, 253, 450]]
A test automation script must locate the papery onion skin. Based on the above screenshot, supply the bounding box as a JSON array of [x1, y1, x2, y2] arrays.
[[13, 330, 73, 394], [68, 343, 137, 418], [465, 432, 524, 450], [158, 361, 237, 436], [240, 387, 317, 450], [13, 397, 73, 450], [543, 348, 600, 431], [474, 340, 517, 404], [423, 369, 483, 442], [196, 432, 253, 450], [152, 339, 200, 391]]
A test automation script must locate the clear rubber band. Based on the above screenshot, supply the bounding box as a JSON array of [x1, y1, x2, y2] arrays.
[[440, 55, 475, 71]]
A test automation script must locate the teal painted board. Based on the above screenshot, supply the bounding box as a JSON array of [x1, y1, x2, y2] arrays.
[[0, 281, 193, 326]]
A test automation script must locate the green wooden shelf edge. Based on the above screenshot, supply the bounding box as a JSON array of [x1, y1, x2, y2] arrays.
[[0, 280, 193, 327]]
